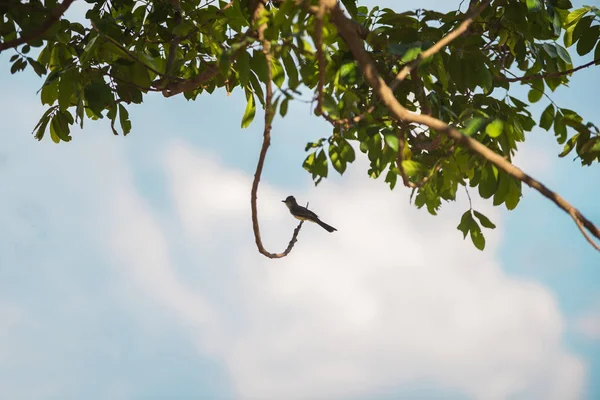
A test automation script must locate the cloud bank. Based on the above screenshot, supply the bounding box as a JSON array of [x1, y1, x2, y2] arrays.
[[0, 128, 585, 399]]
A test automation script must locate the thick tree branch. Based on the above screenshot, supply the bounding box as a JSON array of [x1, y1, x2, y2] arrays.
[[160, 65, 220, 97], [161, 30, 254, 97], [250, 1, 304, 259], [502, 58, 600, 83], [0, 0, 75, 52], [324, 0, 600, 252]]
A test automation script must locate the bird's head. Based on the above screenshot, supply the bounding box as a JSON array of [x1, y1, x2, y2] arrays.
[[282, 195, 297, 205]]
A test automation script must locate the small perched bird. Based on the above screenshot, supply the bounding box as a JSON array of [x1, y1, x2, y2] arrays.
[[282, 195, 337, 233]]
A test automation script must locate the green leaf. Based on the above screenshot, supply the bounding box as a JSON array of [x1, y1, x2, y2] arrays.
[[493, 171, 509, 206], [84, 80, 113, 116], [321, 94, 340, 119], [401, 160, 425, 176], [539, 104, 555, 130], [469, 222, 486, 250], [564, 7, 591, 28], [329, 143, 346, 174], [478, 67, 493, 93], [457, 211, 473, 239], [384, 132, 399, 152], [80, 35, 98, 63], [401, 46, 422, 63], [340, 0, 358, 18], [41, 79, 59, 106], [58, 69, 76, 110], [572, 15, 594, 46], [303, 152, 315, 171], [237, 51, 250, 87], [314, 149, 328, 178], [564, 24, 576, 47], [33, 109, 54, 141], [527, 79, 544, 103], [435, 54, 448, 90], [576, 25, 599, 56], [554, 112, 568, 143], [478, 164, 497, 199], [250, 50, 269, 83], [50, 111, 72, 143], [485, 119, 504, 138], [385, 169, 397, 190], [279, 98, 289, 117], [271, 57, 285, 88], [10, 58, 27, 74], [249, 72, 265, 106], [525, 0, 541, 12], [49, 118, 61, 143], [558, 133, 579, 157], [27, 57, 46, 77], [241, 91, 256, 128], [463, 117, 486, 136], [172, 20, 195, 36], [340, 139, 355, 162], [118, 104, 132, 135], [554, 43, 573, 65], [473, 210, 496, 229], [219, 49, 233, 77], [505, 178, 521, 210], [281, 49, 299, 89]]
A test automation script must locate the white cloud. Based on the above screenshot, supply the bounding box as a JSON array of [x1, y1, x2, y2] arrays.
[[575, 302, 600, 340], [99, 141, 584, 400], [0, 82, 586, 399]]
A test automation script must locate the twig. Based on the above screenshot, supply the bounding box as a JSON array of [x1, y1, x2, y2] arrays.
[[570, 209, 600, 252], [250, 1, 304, 259], [0, 0, 75, 52], [324, 0, 600, 252], [502, 58, 600, 83], [389, 0, 490, 91]]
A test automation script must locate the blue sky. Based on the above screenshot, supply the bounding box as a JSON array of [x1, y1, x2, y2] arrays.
[[1, 0, 599, 399]]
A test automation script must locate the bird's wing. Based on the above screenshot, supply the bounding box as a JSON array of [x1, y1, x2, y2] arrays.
[[295, 206, 319, 220]]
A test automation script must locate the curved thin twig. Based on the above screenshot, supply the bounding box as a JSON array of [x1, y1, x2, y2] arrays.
[[324, 0, 600, 252], [502, 58, 600, 83], [250, 1, 304, 259], [0, 0, 75, 52]]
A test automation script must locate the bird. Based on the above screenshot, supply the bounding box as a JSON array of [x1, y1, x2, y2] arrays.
[[282, 195, 337, 233]]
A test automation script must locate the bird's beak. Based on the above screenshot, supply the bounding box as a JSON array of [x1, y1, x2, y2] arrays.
[[281, 200, 285, 203]]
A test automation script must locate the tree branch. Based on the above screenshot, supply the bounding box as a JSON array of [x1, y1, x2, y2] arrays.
[[0, 0, 75, 53], [250, 0, 304, 259], [324, 0, 600, 252], [390, 0, 490, 90], [502, 58, 600, 83]]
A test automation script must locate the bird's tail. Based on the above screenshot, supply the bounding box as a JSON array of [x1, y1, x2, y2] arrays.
[[316, 218, 337, 233]]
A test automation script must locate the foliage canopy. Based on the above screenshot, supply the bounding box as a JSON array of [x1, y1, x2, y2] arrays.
[[2, 0, 600, 255]]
